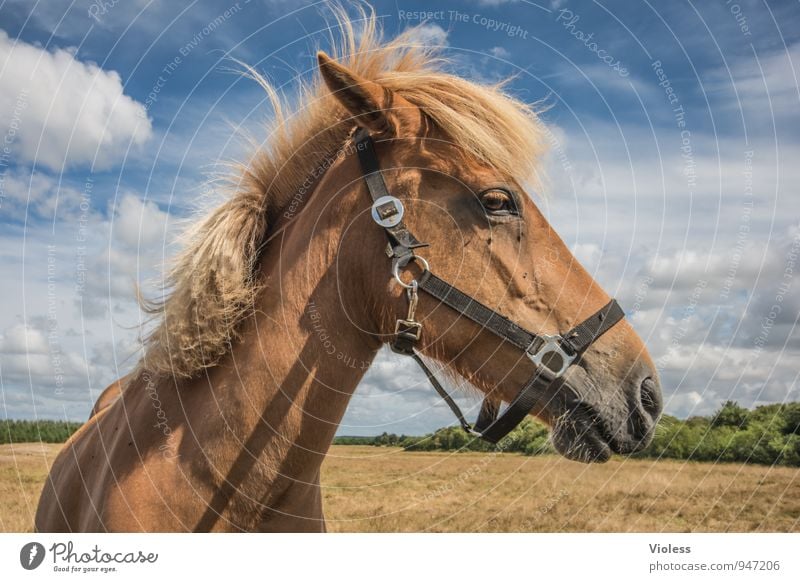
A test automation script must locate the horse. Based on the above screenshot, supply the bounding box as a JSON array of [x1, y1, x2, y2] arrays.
[[35, 14, 662, 532]]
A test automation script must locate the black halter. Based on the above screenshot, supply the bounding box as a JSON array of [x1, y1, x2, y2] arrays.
[[354, 128, 625, 444]]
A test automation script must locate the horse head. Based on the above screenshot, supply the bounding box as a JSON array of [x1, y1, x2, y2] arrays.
[[318, 52, 663, 462]]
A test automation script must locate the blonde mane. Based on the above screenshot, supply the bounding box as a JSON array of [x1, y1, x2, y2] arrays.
[[139, 8, 548, 379]]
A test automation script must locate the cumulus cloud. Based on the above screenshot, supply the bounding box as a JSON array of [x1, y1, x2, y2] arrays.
[[476, 0, 520, 6], [0, 316, 145, 419], [0, 13, 796, 431], [73, 193, 172, 318], [0, 30, 152, 170], [538, 105, 799, 421], [488, 46, 511, 59], [615, 222, 800, 417], [0, 223, 157, 418], [571, 242, 603, 272], [0, 167, 100, 223], [706, 42, 800, 124], [406, 23, 449, 47], [341, 348, 482, 435], [1, 323, 50, 355], [113, 193, 171, 249], [0, 322, 90, 396]]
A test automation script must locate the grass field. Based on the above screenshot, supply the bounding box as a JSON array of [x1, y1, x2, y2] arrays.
[[2, 443, 798, 532]]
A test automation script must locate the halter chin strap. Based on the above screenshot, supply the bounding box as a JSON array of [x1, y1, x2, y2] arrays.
[[353, 127, 626, 444]]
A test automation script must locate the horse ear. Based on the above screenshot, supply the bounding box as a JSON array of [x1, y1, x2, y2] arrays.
[[317, 51, 396, 136]]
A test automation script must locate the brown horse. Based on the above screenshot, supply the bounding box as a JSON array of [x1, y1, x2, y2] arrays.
[[36, 15, 661, 532]]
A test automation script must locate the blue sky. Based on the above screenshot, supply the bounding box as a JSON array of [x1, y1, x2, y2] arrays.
[[0, 0, 798, 434]]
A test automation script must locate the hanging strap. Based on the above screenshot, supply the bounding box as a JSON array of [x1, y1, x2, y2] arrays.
[[408, 351, 562, 445], [471, 369, 553, 444], [410, 352, 476, 435]]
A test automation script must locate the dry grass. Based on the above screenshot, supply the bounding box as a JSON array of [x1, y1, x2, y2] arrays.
[[3, 444, 798, 532], [0, 443, 60, 533], [320, 446, 800, 532]]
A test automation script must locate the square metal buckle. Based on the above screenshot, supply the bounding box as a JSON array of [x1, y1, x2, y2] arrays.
[[371, 195, 404, 228], [394, 319, 422, 340], [526, 334, 576, 378]]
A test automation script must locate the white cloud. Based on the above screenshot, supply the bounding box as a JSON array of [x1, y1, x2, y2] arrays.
[[571, 242, 602, 272], [534, 110, 800, 420], [0, 322, 91, 395], [1, 323, 50, 354], [0, 167, 100, 223], [475, 0, 520, 6], [341, 348, 483, 435], [666, 390, 704, 417], [613, 222, 800, 417], [706, 42, 800, 124], [0, 22, 797, 430], [0, 30, 152, 170], [0, 221, 161, 418], [406, 23, 449, 47], [0, 316, 139, 419], [69, 193, 173, 317], [488, 46, 511, 59], [113, 193, 170, 249]]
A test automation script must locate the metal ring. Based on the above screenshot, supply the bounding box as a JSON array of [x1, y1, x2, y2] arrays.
[[392, 255, 430, 289]]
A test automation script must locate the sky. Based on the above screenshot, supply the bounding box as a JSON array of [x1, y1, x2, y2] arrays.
[[0, 0, 798, 435]]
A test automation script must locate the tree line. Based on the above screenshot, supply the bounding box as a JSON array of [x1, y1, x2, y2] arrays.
[[1, 419, 82, 444], [4, 401, 799, 466], [335, 401, 800, 467]]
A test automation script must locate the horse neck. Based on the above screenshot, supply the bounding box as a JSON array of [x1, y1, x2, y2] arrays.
[[194, 160, 383, 527], [234, 251, 381, 455], [245, 157, 382, 449]]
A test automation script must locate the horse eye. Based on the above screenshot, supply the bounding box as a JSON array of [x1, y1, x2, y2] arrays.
[[479, 189, 517, 215]]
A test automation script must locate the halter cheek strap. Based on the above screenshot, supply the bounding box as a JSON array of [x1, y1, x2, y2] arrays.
[[354, 127, 625, 444], [355, 131, 429, 255]]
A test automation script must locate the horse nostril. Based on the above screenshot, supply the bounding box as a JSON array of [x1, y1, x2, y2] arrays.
[[617, 374, 664, 454], [639, 377, 663, 421]]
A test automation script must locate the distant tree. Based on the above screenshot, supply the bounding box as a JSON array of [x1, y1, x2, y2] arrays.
[[684, 415, 710, 429], [1, 420, 82, 444], [780, 434, 800, 466], [329, 401, 800, 467], [782, 403, 800, 435], [711, 401, 750, 428]]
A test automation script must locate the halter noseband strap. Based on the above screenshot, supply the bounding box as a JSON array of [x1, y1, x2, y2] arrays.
[[353, 127, 625, 444]]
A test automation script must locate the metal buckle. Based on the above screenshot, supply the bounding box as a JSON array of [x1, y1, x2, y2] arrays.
[[464, 426, 483, 438], [394, 319, 422, 340], [526, 334, 576, 378], [371, 195, 404, 228]]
